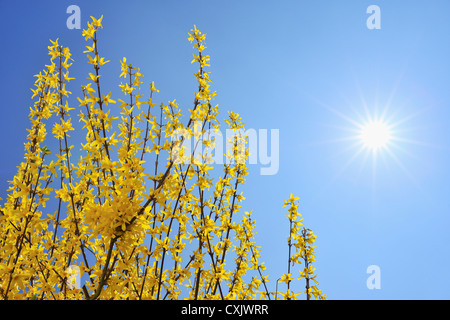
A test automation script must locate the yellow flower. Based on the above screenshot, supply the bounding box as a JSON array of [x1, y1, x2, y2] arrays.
[[83, 43, 95, 53], [87, 72, 101, 83], [149, 81, 159, 93], [102, 92, 116, 106], [52, 123, 64, 139], [90, 15, 103, 28], [283, 193, 299, 207], [55, 183, 71, 202], [120, 57, 128, 78], [280, 273, 294, 284], [279, 289, 300, 300], [87, 54, 98, 65], [82, 24, 95, 40], [98, 57, 110, 66]]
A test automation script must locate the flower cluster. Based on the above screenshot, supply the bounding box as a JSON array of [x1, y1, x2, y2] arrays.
[[279, 194, 326, 300], [0, 17, 326, 300]]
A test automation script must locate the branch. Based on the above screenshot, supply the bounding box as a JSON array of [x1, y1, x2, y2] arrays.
[[87, 235, 118, 300]]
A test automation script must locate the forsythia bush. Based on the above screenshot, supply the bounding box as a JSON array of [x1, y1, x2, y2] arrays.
[[0, 16, 326, 300]]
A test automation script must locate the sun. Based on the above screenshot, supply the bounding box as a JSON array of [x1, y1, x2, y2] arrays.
[[359, 120, 392, 152], [304, 73, 432, 197]]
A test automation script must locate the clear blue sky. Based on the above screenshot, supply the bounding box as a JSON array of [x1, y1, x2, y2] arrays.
[[1, 0, 450, 299]]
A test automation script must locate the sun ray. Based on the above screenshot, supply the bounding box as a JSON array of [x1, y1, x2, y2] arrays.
[[311, 144, 367, 204], [329, 140, 367, 162], [383, 146, 420, 189]]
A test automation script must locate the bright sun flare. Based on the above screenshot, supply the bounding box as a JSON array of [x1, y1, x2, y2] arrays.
[[360, 120, 392, 151]]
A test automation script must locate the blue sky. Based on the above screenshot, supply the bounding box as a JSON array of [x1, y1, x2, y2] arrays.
[[1, 0, 450, 299]]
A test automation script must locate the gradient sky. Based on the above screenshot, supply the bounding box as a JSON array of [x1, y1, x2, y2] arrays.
[[1, 0, 450, 299]]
